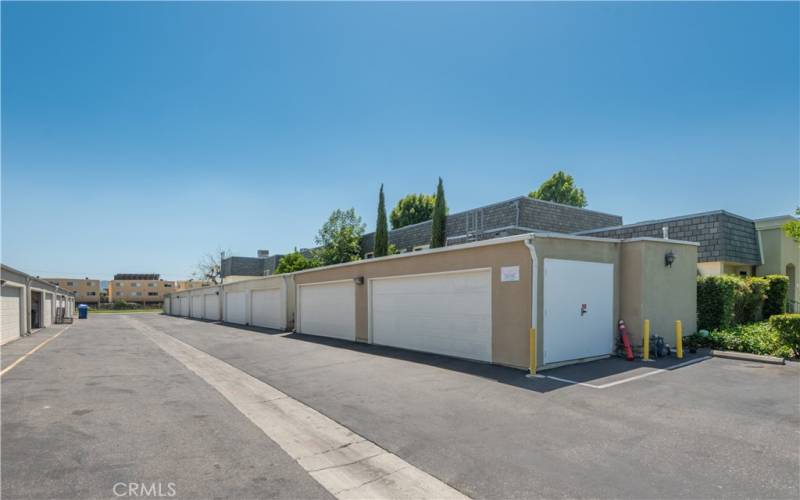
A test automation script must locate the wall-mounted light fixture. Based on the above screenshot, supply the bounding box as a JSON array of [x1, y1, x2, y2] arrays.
[[353, 276, 364, 285], [215, 291, 220, 295], [665, 251, 676, 268]]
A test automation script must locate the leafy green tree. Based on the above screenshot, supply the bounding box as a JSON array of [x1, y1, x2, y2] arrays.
[[374, 184, 389, 257], [390, 193, 437, 229], [314, 208, 366, 265], [782, 208, 800, 242], [529, 170, 587, 208], [430, 178, 447, 248], [275, 249, 320, 274]]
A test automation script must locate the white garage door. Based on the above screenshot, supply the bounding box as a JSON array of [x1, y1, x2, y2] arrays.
[[298, 281, 355, 340], [543, 259, 614, 365], [191, 295, 203, 318], [1, 286, 22, 345], [163, 297, 170, 314], [225, 292, 247, 325], [180, 296, 190, 317], [371, 269, 492, 362], [251, 288, 283, 330], [43, 294, 53, 327], [204, 294, 219, 321]]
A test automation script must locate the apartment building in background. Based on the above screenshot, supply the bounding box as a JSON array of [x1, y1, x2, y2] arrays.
[[44, 277, 101, 304], [108, 274, 173, 305], [175, 279, 214, 291]]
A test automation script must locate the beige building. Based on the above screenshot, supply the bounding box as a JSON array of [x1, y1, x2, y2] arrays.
[[108, 274, 173, 305], [44, 277, 101, 304], [175, 279, 214, 291], [755, 216, 799, 311]]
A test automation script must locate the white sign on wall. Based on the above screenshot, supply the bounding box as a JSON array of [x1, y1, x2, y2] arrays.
[[500, 266, 520, 282]]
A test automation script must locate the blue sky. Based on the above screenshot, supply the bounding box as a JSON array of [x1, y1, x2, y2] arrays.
[[2, 2, 798, 280]]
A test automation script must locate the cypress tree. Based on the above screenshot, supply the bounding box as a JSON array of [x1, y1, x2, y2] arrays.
[[430, 177, 447, 248], [374, 184, 389, 257]]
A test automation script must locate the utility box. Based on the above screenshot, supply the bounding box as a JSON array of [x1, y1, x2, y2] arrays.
[[78, 304, 89, 319]]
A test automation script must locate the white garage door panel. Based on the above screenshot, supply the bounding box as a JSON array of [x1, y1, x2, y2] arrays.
[[543, 259, 614, 364], [299, 282, 355, 340], [43, 295, 53, 327], [204, 294, 220, 321], [226, 292, 247, 325], [252, 289, 283, 330], [180, 296, 190, 317], [1, 287, 22, 345], [371, 270, 492, 362], [163, 298, 170, 314], [191, 295, 203, 318]]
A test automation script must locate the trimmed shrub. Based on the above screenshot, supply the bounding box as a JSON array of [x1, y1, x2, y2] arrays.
[[697, 275, 740, 330], [742, 277, 769, 323], [769, 314, 800, 358], [763, 275, 789, 318], [686, 322, 793, 358]]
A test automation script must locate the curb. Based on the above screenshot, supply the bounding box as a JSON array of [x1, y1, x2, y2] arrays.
[[711, 350, 786, 365]]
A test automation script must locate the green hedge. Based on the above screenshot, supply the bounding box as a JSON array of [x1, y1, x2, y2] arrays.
[[741, 277, 769, 323], [763, 275, 789, 318], [687, 322, 793, 358], [697, 275, 740, 330], [769, 314, 800, 358]]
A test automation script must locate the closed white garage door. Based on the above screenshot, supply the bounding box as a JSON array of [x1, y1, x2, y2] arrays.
[[371, 269, 492, 362], [163, 297, 170, 314], [543, 259, 614, 365], [43, 294, 53, 327], [1, 286, 22, 345], [298, 281, 355, 340], [180, 296, 190, 317], [191, 295, 203, 318], [225, 292, 247, 325], [204, 294, 219, 321], [251, 288, 283, 330]]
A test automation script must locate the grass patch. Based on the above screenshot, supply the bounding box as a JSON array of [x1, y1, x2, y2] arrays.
[[687, 321, 794, 358]]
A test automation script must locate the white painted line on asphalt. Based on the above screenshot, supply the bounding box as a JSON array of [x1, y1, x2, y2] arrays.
[[127, 317, 468, 500], [543, 356, 712, 389], [0, 324, 72, 377]]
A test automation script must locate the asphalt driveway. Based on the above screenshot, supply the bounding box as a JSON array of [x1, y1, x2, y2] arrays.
[[3, 313, 799, 499]]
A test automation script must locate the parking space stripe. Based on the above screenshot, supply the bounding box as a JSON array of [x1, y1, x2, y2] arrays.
[[127, 316, 469, 500], [543, 356, 712, 389], [0, 325, 72, 377]]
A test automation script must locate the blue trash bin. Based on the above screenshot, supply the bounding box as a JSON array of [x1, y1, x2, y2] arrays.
[[78, 304, 89, 319]]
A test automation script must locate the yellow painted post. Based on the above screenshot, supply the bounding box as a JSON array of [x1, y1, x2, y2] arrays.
[[675, 320, 683, 359], [643, 320, 650, 361], [529, 328, 537, 375]]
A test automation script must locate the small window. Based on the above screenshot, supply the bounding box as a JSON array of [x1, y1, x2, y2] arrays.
[[147, 283, 156, 288], [131, 283, 140, 288], [739, 271, 748, 277], [164, 283, 172, 288], [365, 252, 374, 259], [133, 291, 142, 297], [66, 281, 74, 286], [148, 292, 158, 296], [87, 292, 97, 296], [116, 282, 123, 286], [115, 291, 123, 296]]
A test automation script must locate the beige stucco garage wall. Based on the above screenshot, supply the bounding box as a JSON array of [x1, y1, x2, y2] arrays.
[[222, 275, 295, 329], [293, 239, 534, 368], [620, 239, 698, 348], [529, 235, 622, 368]]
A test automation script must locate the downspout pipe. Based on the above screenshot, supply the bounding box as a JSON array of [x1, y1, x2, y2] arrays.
[[523, 235, 538, 365]]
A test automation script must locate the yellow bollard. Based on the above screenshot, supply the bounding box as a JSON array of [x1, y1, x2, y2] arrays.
[[529, 328, 537, 375], [643, 320, 650, 361], [675, 320, 683, 359]]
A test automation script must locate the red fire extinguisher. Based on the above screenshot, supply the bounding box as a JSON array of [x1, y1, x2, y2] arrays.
[[618, 320, 634, 361]]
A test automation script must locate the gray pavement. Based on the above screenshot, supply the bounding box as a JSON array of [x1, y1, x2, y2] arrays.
[[3, 313, 799, 499], [1, 315, 331, 500]]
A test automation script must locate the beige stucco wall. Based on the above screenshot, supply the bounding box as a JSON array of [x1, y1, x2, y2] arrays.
[[620, 240, 698, 348], [294, 240, 534, 368], [756, 222, 800, 307]]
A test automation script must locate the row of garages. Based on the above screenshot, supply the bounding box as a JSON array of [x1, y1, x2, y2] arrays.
[[166, 233, 698, 370], [1, 264, 76, 345]]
